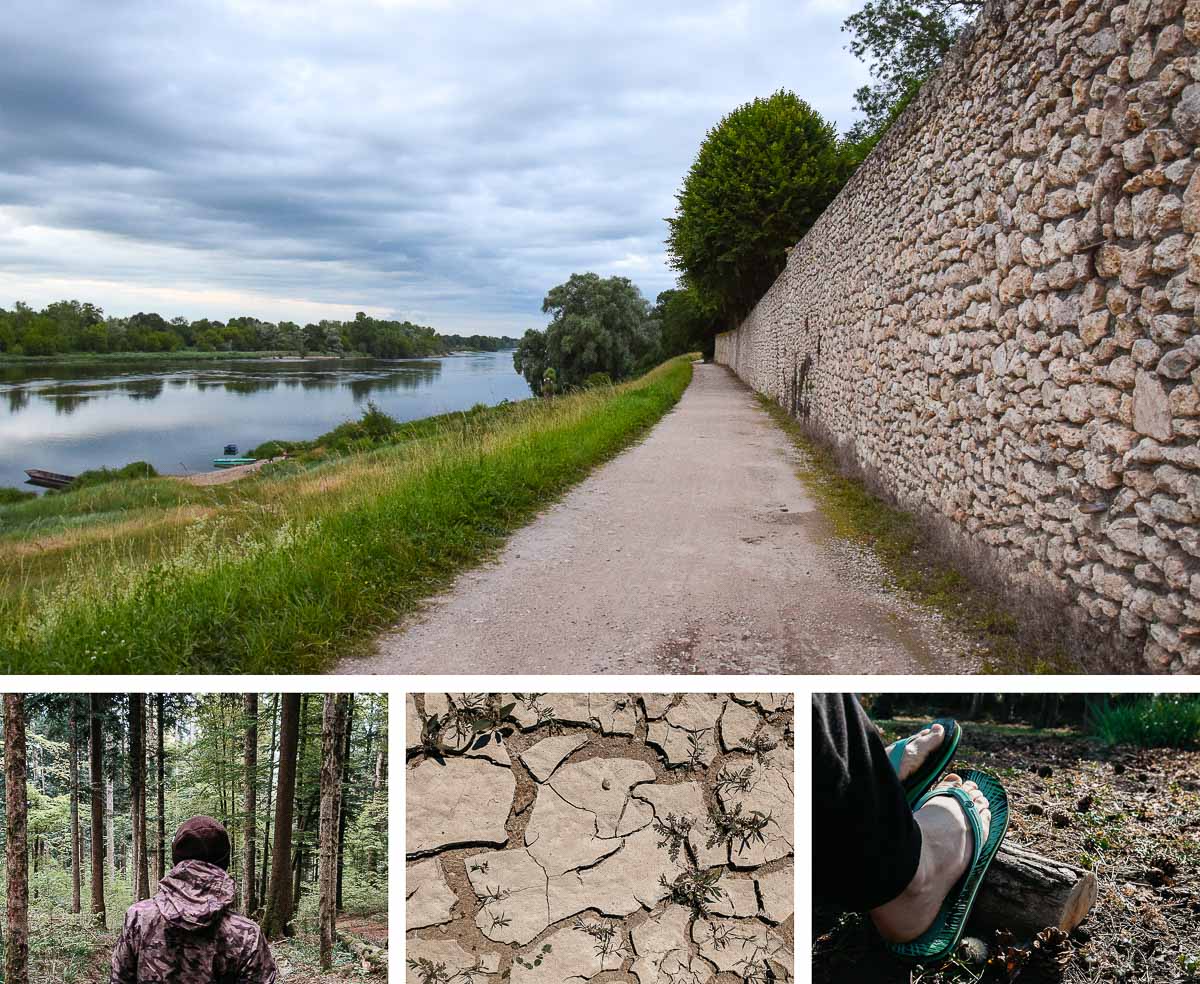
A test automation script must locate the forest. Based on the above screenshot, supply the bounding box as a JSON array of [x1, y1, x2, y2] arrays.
[[0, 300, 517, 359], [0, 693, 388, 984]]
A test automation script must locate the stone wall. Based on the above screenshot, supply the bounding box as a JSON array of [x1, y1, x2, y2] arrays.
[[716, 0, 1200, 670]]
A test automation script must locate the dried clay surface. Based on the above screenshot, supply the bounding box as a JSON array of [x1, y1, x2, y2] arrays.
[[405, 693, 794, 984]]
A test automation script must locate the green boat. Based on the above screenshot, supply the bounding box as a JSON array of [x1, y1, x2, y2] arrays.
[[212, 456, 257, 468]]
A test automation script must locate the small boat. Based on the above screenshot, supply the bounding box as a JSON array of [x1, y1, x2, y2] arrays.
[[25, 468, 75, 490], [212, 456, 257, 468], [223, 443, 239, 455]]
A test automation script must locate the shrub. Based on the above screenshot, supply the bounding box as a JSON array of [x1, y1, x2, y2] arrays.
[[68, 460, 159, 491], [1091, 696, 1200, 749], [585, 372, 613, 388], [0, 486, 36, 505]]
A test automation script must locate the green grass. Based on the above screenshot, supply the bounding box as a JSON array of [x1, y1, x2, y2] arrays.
[[0, 356, 694, 672], [1091, 696, 1200, 749], [757, 395, 1068, 672]]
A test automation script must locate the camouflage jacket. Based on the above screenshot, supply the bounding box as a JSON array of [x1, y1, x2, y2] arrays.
[[111, 860, 277, 984]]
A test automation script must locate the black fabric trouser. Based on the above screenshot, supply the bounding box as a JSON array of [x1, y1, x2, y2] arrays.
[[812, 693, 923, 911]]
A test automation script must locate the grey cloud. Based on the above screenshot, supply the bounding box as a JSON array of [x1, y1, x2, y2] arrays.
[[0, 0, 867, 330]]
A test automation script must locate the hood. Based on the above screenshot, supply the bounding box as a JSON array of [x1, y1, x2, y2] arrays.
[[153, 860, 236, 931]]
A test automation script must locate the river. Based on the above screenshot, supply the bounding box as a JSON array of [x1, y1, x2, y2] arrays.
[[0, 350, 531, 492]]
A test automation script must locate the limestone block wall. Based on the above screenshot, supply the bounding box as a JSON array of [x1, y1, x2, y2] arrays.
[[716, 0, 1200, 670]]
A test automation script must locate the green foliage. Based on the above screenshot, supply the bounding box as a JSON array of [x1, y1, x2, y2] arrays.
[[705, 802, 775, 853], [584, 372, 612, 389], [651, 285, 721, 361], [0, 299, 517, 360], [514, 273, 657, 396], [652, 813, 694, 864], [0, 486, 37, 504], [660, 862, 726, 918], [69, 461, 159, 491], [1091, 696, 1200, 749], [2, 358, 693, 671], [842, 0, 983, 146], [666, 90, 853, 324]]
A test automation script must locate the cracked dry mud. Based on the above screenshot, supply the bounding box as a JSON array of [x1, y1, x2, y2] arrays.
[[406, 693, 794, 983]]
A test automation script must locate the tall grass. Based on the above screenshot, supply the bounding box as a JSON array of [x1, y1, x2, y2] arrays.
[[1090, 696, 1200, 749], [0, 356, 693, 672]]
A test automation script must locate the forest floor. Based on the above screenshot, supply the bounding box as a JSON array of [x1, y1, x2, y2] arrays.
[[352, 364, 975, 673], [21, 911, 388, 984], [812, 720, 1200, 984]]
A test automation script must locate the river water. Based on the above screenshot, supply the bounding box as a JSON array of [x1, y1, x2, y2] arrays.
[[0, 350, 531, 491]]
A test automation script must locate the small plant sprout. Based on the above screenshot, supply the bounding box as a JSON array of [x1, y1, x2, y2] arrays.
[[747, 724, 778, 764], [468, 860, 489, 874], [660, 862, 726, 918], [706, 803, 775, 853], [513, 692, 559, 732], [514, 944, 553, 970], [474, 885, 512, 912], [572, 917, 631, 966], [489, 911, 512, 931], [652, 812, 694, 863], [713, 765, 755, 797], [685, 729, 711, 771], [405, 957, 485, 984]]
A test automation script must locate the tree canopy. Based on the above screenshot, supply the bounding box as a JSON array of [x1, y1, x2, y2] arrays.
[[0, 300, 517, 359], [842, 0, 983, 149], [514, 273, 658, 396], [665, 90, 853, 326]]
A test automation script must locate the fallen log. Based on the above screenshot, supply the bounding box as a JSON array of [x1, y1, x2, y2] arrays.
[[339, 932, 388, 972], [970, 841, 1097, 936]]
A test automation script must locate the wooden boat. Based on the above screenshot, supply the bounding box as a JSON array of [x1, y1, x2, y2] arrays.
[[212, 456, 257, 468], [25, 468, 75, 490]]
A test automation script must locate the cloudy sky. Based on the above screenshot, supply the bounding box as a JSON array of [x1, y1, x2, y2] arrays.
[[0, 0, 867, 334]]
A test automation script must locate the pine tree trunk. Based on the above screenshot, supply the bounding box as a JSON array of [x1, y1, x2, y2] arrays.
[[89, 695, 107, 929], [243, 693, 258, 915], [336, 696, 353, 911], [5, 695, 29, 984], [156, 694, 166, 886], [106, 774, 115, 888], [319, 694, 348, 970], [70, 699, 82, 915], [260, 694, 279, 907], [130, 693, 149, 901], [261, 693, 300, 939], [367, 743, 385, 873]]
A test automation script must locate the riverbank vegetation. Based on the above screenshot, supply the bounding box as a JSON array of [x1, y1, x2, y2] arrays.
[[0, 693, 387, 983], [0, 355, 694, 673], [0, 299, 517, 359]]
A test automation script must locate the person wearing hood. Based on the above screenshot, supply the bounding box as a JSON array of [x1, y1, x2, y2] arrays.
[[111, 816, 278, 984]]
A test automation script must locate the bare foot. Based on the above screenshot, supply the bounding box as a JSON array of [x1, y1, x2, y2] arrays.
[[870, 774, 991, 943], [886, 723, 945, 782]]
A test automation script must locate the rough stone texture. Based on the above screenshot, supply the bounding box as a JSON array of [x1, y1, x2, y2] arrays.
[[405, 858, 459, 930], [518, 733, 590, 781], [715, 0, 1200, 671], [406, 756, 515, 856], [407, 693, 794, 982]]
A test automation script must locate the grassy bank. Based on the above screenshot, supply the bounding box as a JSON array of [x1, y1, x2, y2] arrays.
[[0, 356, 694, 672], [758, 395, 1069, 672]]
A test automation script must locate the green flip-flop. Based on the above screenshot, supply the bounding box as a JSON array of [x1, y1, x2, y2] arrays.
[[887, 769, 1010, 965], [888, 718, 961, 807]]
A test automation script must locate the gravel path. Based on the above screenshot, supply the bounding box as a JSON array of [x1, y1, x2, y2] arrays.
[[338, 363, 979, 674]]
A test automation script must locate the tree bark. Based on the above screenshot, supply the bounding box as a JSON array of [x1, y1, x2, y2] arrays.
[[319, 694, 349, 970], [336, 696, 353, 911], [70, 698, 82, 915], [259, 694, 279, 907], [973, 841, 1098, 936], [5, 695, 29, 984], [156, 694, 166, 887], [130, 693, 149, 901], [243, 693, 258, 915], [260, 693, 300, 939], [292, 695, 311, 908], [89, 694, 106, 929]]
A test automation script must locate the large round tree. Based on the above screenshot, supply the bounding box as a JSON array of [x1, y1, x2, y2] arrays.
[[666, 90, 851, 325], [515, 273, 654, 396]]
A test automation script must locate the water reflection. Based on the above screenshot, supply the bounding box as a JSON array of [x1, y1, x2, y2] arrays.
[[0, 351, 529, 492]]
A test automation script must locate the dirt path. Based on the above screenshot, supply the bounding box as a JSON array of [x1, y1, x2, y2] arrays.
[[339, 364, 980, 674]]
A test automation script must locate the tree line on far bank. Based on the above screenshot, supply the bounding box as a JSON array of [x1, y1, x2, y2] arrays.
[[0, 300, 517, 360], [515, 2, 981, 391], [0, 693, 388, 984]]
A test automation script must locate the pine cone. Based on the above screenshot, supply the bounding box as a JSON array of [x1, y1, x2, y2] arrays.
[[1022, 927, 1073, 983]]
